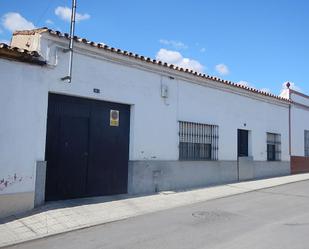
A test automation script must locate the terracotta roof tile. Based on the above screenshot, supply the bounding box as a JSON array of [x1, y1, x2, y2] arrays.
[[12, 27, 289, 102], [0, 43, 45, 65]]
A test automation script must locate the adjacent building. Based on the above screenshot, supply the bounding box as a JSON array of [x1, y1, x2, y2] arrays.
[[0, 28, 308, 218]]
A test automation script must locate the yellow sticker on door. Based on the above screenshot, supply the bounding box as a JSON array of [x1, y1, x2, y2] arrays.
[[110, 110, 119, 126]]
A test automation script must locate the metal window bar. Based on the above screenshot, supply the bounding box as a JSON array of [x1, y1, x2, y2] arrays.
[[267, 132, 281, 161], [179, 121, 218, 161]]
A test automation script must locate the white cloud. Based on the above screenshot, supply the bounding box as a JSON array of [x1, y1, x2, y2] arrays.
[[260, 88, 271, 93], [156, 48, 204, 72], [237, 80, 250, 87], [55, 6, 90, 22], [279, 81, 301, 98], [280, 87, 289, 98], [0, 39, 10, 44], [159, 39, 188, 50], [237, 81, 272, 94], [2, 12, 35, 32], [215, 63, 229, 75], [45, 19, 54, 25]]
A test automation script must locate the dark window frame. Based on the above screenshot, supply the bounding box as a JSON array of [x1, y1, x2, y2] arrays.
[[267, 144, 276, 161], [179, 121, 219, 161], [238, 129, 249, 157], [267, 132, 281, 161]]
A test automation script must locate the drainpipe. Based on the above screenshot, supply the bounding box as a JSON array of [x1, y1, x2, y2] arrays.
[[289, 104, 291, 156], [286, 82, 293, 174], [287, 82, 291, 156]]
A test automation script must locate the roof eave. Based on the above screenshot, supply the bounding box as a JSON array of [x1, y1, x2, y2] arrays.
[[13, 28, 291, 103], [0, 43, 46, 66]]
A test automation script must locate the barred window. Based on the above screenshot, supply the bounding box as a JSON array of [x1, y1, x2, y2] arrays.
[[305, 130, 309, 157], [179, 121, 218, 160], [267, 133, 281, 161]]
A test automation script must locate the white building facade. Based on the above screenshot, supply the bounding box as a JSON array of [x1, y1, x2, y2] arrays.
[[0, 28, 308, 218], [289, 89, 309, 173]]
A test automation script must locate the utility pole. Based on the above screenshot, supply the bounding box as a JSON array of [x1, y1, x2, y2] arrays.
[[61, 0, 77, 83]]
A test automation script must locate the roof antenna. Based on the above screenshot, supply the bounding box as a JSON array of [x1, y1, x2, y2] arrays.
[[61, 0, 77, 83]]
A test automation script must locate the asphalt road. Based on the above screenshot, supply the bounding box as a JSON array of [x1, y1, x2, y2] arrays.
[[7, 180, 309, 249]]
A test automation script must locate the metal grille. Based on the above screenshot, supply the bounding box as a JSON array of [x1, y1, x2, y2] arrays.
[[305, 130, 309, 157], [179, 121, 219, 160], [267, 132, 281, 161]]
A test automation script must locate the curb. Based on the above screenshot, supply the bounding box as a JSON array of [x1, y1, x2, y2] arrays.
[[2, 173, 309, 248]]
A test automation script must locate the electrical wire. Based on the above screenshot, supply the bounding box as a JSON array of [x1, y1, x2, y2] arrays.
[[34, 0, 55, 27]]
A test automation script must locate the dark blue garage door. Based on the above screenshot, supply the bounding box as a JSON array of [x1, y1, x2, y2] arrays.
[[45, 93, 130, 201]]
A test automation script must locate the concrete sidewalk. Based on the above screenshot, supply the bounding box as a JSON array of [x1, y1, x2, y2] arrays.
[[1, 173, 309, 248]]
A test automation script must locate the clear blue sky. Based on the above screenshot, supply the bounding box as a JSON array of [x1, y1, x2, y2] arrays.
[[0, 0, 308, 95]]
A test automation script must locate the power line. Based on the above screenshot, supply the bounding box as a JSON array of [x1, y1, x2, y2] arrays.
[[34, 0, 55, 27]]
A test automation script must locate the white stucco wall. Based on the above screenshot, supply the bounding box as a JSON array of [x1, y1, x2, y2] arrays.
[[177, 80, 289, 161], [0, 34, 291, 197], [0, 59, 48, 195], [290, 92, 309, 156], [51, 47, 290, 162], [291, 92, 309, 106]]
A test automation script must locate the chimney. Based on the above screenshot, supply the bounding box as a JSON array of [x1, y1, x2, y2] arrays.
[[11, 28, 48, 53]]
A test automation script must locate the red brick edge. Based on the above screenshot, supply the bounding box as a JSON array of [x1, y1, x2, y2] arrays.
[[291, 156, 309, 174]]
